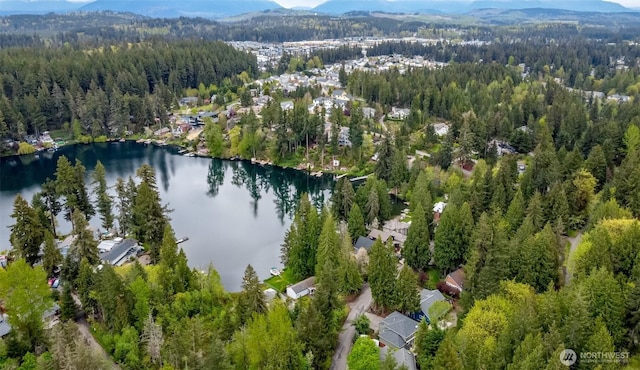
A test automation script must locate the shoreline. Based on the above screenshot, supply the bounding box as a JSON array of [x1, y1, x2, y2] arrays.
[[2, 138, 345, 181]]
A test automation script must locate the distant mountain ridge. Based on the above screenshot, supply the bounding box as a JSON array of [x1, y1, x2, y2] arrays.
[[79, 0, 283, 18], [311, 0, 632, 14]]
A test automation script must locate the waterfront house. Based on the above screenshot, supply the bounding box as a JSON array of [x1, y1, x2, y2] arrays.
[[286, 276, 316, 300], [378, 312, 419, 349], [0, 315, 11, 338], [100, 239, 142, 267]]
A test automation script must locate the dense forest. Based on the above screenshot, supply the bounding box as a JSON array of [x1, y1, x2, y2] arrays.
[[0, 40, 257, 145], [2, 10, 640, 370]]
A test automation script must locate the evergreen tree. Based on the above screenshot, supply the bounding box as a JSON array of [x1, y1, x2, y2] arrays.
[[70, 210, 99, 266], [340, 230, 363, 295], [505, 188, 525, 233], [282, 195, 320, 280], [60, 283, 77, 321], [238, 264, 266, 325], [395, 265, 420, 313], [584, 144, 607, 190], [375, 136, 395, 182], [546, 182, 569, 230], [205, 118, 224, 156], [297, 300, 335, 369], [517, 224, 559, 293], [434, 202, 473, 273], [415, 319, 445, 369], [369, 239, 397, 311], [10, 194, 45, 266], [132, 178, 166, 260], [403, 203, 431, 271], [115, 177, 136, 236], [92, 160, 114, 232], [526, 191, 545, 231], [432, 335, 463, 370], [347, 203, 366, 239], [39, 178, 62, 238], [366, 186, 380, 225], [42, 231, 62, 277], [410, 170, 433, 220], [55, 156, 94, 222]]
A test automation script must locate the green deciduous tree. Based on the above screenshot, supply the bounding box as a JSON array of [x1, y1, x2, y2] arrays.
[[204, 117, 224, 157], [0, 260, 52, 352], [347, 337, 380, 370]]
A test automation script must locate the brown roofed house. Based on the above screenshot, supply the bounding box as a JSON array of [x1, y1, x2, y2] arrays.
[[445, 268, 465, 293]]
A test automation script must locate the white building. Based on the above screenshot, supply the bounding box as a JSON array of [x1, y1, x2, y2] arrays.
[[286, 276, 316, 300]]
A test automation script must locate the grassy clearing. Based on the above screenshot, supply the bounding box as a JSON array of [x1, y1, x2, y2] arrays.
[[264, 268, 296, 293]]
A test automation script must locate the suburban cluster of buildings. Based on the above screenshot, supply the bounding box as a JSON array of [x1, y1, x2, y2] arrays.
[[228, 37, 445, 72]]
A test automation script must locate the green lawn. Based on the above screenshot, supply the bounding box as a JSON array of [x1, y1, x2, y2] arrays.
[[264, 268, 296, 293]]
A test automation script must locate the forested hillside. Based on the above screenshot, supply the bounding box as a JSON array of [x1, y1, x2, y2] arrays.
[[0, 41, 257, 142]]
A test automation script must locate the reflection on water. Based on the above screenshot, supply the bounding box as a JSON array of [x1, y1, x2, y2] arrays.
[[0, 142, 333, 290]]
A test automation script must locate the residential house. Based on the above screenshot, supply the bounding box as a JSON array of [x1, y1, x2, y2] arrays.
[[154, 127, 171, 138], [354, 236, 375, 253], [179, 97, 198, 106], [383, 219, 410, 237], [362, 107, 376, 120], [433, 123, 449, 137], [432, 202, 447, 224], [378, 312, 419, 349], [338, 126, 352, 147], [368, 229, 406, 248], [390, 107, 410, 120], [100, 239, 142, 267], [56, 235, 76, 259], [445, 268, 465, 293], [1, 302, 61, 338], [410, 289, 446, 324], [380, 347, 417, 370], [0, 315, 11, 338], [280, 101, 294, 111], [607, 94, 631, 103], [286, 276, 316, 300]]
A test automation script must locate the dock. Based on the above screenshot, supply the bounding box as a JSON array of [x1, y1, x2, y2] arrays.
[[350, 173, 373, 182]]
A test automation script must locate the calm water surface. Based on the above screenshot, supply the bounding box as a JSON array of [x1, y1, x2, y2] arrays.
[[0, 142, 333, 291]]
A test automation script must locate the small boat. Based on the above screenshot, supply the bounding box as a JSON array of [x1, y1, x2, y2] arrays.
[[136, 139, 145, 143], [144, 139, 152, 144], [177, 236, 189, 244], [47, 148, 56, 153], [178, 149, 188, 154], [270, 267, 281, 276], [184, 153, 195, 157], [119, 138, 126, 142]]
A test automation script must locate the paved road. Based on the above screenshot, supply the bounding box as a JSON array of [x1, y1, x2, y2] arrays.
[[564, 232, 583, 284], [73, 295, 121, 369], [330, 284, 373, 370]]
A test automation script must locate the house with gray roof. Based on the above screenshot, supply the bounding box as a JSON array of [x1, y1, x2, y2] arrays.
[[354, 236, 375, 252], [380, 346, 417, 370], [379, 312, 419, 349], [417, 289, 446, 323], [100, 239, 142, 267], [0, 315, 11, 338], [286, 276, 316, 300]]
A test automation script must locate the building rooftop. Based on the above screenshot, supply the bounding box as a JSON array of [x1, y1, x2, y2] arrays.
[[379, 312, 419, 349], [420, 289, 446, 320], [380, 346, 417, 370], [288, 276, 315, 295], [354, 236, 375, 252]]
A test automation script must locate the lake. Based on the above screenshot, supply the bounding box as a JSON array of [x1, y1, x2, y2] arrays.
[[0, 142, 333, 291]]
